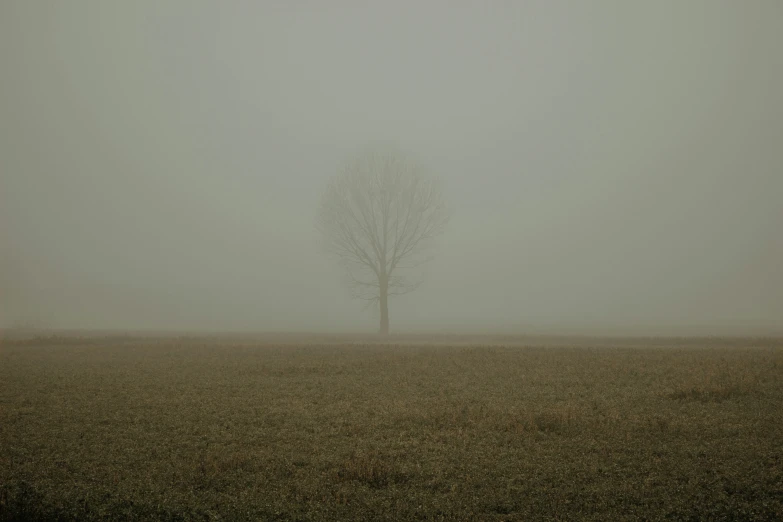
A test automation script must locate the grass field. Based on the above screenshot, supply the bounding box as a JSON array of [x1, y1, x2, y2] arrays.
[[1, 335, 782, 521]]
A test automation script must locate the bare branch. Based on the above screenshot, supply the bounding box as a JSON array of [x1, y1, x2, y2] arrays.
[[316, 145, 449, 332]]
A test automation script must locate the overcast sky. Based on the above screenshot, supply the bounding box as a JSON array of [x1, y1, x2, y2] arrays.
[[1, 1, 781, 335]]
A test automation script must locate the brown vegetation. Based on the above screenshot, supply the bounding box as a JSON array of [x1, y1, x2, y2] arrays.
[[1, 336, 782, 520]]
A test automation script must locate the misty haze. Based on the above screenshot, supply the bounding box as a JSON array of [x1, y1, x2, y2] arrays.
[[1, 1, 782, 520], [2, 1, 780, 336]]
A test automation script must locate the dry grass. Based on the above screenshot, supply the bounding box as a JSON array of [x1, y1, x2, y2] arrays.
[[1, 336, 782, 520]]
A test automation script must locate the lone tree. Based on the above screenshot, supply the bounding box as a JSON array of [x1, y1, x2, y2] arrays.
[[317, 147, 449, 334]]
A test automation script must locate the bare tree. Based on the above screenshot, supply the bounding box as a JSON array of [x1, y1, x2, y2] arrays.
[[316, 147, 449, 334]]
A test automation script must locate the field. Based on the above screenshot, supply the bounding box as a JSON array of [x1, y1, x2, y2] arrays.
[[1, 335, 782, 521]]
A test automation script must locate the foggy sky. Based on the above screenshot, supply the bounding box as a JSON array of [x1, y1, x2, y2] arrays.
[[1, 1, 781, 335]]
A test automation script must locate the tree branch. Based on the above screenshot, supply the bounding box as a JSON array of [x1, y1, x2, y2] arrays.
[[316, 146, 449, 315]]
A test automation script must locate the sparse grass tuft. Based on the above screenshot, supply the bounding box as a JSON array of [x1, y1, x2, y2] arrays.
[[336, 452, 406, 488], [504, 407, 577, 435], [668, 365, 762, 402]]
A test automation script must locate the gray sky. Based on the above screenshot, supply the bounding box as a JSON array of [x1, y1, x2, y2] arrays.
[[1, 1, 781, 335]]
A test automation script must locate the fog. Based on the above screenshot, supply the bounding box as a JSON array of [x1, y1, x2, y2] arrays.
[[1, 1, 781, 335]]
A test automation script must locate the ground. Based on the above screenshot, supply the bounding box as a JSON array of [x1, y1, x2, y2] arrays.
[[1, 334, 782, 521]]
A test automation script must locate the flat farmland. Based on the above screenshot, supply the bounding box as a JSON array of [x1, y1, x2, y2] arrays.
[[1, 336, 782, 521]]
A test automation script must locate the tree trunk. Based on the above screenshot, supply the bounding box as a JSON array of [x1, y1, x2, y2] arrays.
[[379, 274, 389, 335]]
